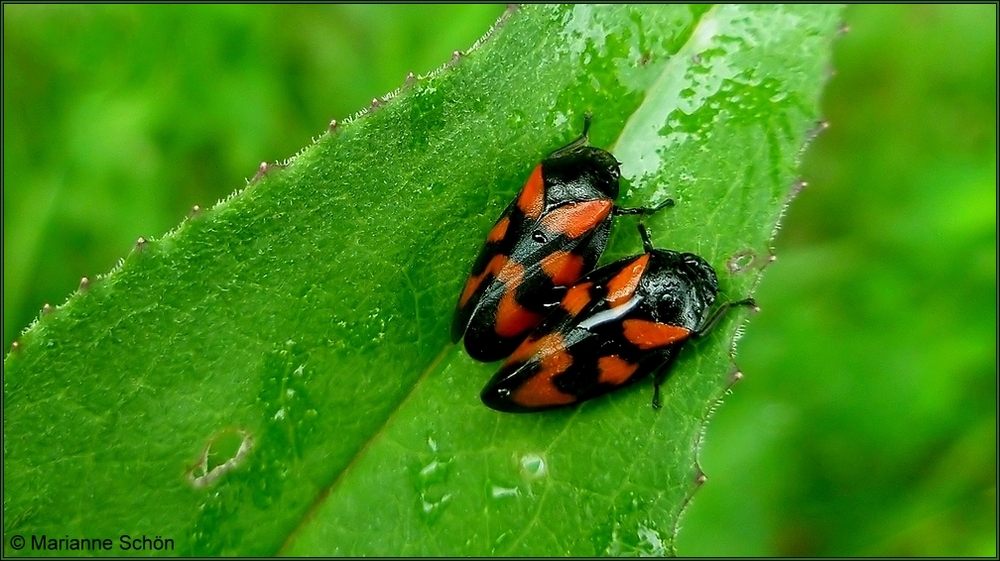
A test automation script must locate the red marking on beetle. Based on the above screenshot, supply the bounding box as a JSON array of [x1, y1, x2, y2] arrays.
[[517, 166, 545, 219], [495, 290, 543, 338], [539, 250, 585, 286], [511, 334, 576, 408], [597, 355, 639, 385], [495, 260, 524, 285], [505, 332, 561, 367], [605, 254, 649, 307], [622, 320, 690, 350], [487, 216, 510, 243], [459, 254, 507, 308], [459, 276, 481, 308], [560, 282, 593, 316], [505, 335, 538, 367], [491, 261, 542, 337], [539, 200, 612, 239]]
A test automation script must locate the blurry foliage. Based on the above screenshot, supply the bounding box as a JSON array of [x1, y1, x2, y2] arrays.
[[2, 3, 995, 556], [3, 4, 502, 346], [678, 4, 996, 556]]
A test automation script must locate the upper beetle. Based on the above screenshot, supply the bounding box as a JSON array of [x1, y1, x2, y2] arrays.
[[480, 221, 756, 413], [452, 114, 671, 363]]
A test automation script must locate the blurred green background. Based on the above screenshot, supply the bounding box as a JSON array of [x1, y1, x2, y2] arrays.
[[3, 4, 995, 556]]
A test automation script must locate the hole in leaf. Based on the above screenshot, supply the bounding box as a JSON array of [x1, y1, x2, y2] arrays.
[[187, 428, 253, 489], [727, 249, 755, 274]]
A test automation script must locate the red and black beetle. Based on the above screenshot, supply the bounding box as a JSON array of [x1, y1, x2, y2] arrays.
[[451, 115, 671, 363], [480, 221, 756, 413]]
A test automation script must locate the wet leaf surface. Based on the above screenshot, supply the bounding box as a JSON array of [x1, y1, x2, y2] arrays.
[[3, 5, 840, 556]]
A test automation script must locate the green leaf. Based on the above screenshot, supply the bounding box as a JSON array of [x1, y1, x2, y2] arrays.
[[3, 5, 841, 556]]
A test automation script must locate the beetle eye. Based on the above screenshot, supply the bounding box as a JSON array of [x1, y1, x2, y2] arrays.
[[532, 231, 547, 243]]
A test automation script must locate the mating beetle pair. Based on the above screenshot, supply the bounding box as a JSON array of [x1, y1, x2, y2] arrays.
[[451, 116, 754, 413]]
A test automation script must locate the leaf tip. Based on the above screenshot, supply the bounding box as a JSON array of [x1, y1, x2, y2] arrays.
[[79, 276, 91, 292], [328, 119, 339, 133], [41, 303, 54, 316], [134, 237, 148, 251]]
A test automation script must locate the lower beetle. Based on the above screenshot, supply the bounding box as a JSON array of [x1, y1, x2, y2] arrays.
[[480, 221, 756, 413]]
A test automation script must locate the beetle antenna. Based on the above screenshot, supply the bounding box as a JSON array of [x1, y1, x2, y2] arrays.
[[550, 112, 593, 157], [581, 111, 593, 137], [613, 196, 675, 217], [694, 298, 757, 336]]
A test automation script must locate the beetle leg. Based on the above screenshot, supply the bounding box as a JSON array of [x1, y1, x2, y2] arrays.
[[650, 352, 681, 409]]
